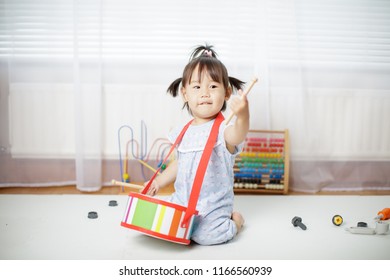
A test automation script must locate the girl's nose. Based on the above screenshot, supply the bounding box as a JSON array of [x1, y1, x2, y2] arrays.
[[201, 88, 210, 97]]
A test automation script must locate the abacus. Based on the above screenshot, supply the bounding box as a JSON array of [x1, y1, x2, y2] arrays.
[[234, 129, 289, 194]]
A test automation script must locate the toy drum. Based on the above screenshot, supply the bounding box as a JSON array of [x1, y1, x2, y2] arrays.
[[121, 192, 197, 245]]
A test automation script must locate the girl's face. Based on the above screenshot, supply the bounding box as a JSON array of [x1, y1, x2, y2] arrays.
[[181, 66, 231, 125]]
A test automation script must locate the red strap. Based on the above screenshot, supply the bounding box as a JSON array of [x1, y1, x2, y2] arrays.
[[142, 112, 224, 230], [142, 119, 193, 195], [181, 112, 224, 228]]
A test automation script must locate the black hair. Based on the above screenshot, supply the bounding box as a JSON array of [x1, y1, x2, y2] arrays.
[[167, 44, 245, 113]]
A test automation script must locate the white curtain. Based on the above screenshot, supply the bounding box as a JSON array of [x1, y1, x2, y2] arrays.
[[0, 0, 389, 192], [72, 0, 103, 191]]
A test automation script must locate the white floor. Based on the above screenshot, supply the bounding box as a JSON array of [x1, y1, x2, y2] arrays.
[[0, 194, 389, 260]]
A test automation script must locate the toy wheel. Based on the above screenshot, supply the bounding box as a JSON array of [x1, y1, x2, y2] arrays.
[[332, 215, 343, 226]]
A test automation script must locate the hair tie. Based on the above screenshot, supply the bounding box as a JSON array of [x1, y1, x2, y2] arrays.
[[204, 50, 212, 57]]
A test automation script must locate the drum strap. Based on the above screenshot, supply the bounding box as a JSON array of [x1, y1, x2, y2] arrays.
[[142, 112, 224, 229]]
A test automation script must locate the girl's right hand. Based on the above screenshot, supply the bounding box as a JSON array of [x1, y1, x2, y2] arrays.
[[143, 180, 160, 196]]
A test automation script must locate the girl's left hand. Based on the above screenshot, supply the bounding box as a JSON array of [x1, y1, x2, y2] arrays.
[[229, 89, 249, 119]]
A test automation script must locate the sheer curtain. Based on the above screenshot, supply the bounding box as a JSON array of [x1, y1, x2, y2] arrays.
[[263, 0, 390, 192], [0, 0, 389, 192], [72, 1, 103, 191]]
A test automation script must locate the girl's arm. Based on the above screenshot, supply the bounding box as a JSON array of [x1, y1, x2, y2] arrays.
[[224, 89, 250, 154], [143, 158, 178, 196]]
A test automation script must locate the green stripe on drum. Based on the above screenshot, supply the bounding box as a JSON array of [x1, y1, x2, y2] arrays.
[[132, 199, 158, 229]]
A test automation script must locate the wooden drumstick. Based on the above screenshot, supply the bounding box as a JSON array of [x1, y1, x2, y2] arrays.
[[111, 179, 144, 190], [137, 159, 159, 174], [225, 77, 258, 125]]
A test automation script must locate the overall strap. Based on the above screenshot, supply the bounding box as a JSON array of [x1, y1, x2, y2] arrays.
[[181, 112, 224, 228]]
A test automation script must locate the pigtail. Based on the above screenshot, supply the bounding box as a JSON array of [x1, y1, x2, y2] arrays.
[[229, 76, 245, 93], [167, 77, 182, 97]]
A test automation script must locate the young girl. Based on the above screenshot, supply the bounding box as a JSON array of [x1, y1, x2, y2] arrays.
[[144, 44, 249, 245]]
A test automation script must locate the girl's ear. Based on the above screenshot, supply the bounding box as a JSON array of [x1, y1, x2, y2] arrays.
[[181, 86, 188, 102], [225, 86, 232, 101]]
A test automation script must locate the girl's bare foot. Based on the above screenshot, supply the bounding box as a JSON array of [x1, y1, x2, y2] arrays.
[[232, 211, 245, 233]]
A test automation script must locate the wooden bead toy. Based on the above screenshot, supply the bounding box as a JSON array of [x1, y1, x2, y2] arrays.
[[233, 129, 289, 194]]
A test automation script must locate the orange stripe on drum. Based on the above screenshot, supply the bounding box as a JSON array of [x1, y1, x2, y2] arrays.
[[169, 209, 183, 237]]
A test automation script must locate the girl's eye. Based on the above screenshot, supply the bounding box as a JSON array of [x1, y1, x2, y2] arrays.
[[210, 85, 218, 89], [193, 86, 200, 89]]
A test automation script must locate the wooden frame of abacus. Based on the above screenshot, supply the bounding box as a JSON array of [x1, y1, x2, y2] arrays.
[[234, 129, 289, 194]]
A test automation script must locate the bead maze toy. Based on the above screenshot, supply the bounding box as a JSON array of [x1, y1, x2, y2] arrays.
[[115, 121, 173, 194], [233, 129, 290, 194]]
